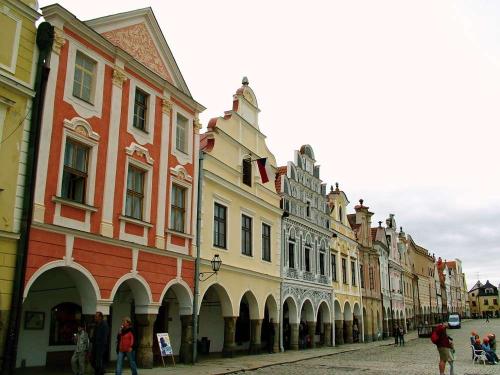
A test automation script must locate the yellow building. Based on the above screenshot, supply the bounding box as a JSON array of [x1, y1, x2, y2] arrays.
[[327, 184, 362, 344], [0, 0, 40, 366], [468, 281, 499, 318], [198, 78, 282, 356]]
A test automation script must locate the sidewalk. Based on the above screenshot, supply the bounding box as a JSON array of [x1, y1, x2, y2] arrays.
[[132, 332, 418, 375]]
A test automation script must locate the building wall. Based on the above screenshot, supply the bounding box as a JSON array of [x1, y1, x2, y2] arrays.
[[0, 0, 39, 366]]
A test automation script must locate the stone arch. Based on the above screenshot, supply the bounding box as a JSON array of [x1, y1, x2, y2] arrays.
[[300, 298, 314, 322], [23, 260, 100, 314], [283, 295, 299, 324], [264, 293, 279, 321], [198, 282, 233, 316], [110, 272, 153, 307], [238, 290, 260, 320], [343, 301, 353, 321], [158, 279, 193, 315], [334, 300, 343, 320], [317, 301, 332, 323]]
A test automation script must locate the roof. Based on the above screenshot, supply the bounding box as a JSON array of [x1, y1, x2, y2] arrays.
[[274, 166, 287, 193], [445, 261, 457, 270], [347, 214, 360, 232], [371, 227, 378, 241]]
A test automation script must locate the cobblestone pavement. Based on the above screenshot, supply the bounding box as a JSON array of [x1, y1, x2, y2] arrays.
[[241, 319, 500, 375]]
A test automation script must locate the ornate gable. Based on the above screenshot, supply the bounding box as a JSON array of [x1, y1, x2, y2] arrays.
[[85, 8, 191, 96], [101, 23, 172, 82]]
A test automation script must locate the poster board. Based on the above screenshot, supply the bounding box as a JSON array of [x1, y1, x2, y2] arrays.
[[156, 333, 175, 366]]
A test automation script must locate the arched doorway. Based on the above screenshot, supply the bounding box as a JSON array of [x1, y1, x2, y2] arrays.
[[198, 284, 233, 356], [154, 282, 193, 363], [376, 310, 381, 340], [282, 296, 298, 350], [316, 301, 332, 347], [19, 264, 99, 369], [299, 299, 314, 349], [334, 300, 343, 345], [353, 303, 361, 343], [261, 294, 279, 353], [343, 302, 353, 343], [362, 307, 370, 342], [235, 291, 259, 353]]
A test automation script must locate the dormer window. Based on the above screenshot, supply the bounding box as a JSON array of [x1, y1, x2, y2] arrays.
[[242, 157, 252, 186]]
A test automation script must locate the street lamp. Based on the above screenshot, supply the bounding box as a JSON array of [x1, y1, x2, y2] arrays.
[[199, 254, 222, 281]]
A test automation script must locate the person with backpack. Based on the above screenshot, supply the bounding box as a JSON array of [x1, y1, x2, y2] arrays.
[[431, 323, 453, 375], [116, 317, 138, 375]]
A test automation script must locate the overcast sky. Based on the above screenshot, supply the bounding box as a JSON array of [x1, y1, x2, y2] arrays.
[[40, 0, 500, 287]]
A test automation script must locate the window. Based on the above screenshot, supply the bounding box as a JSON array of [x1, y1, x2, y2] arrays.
[[170, 184, 186, 232], [49, 302, 82, 346], [319, 252, 325, 276], [484, 299, 489, 305], [133, 88, 148, 131], [288, 242, 295, 269], [262, 223, 271, 261], [306, 202, 311, 217], [339, 206, 342, 222], [331, 254, 337, 281], [241, 214, 252, 256], [471, 301, 476, 307], [360, 265, 365, 288], [494, 299, 498, 305], [305, 246, 311, 272], [242, 157, 252, 186], [176, 113, 189, 153], [125, 165, 145, 220], [61, 140, 89, 203], [213, 203, 227, 248], [73, 51, 96, 103], [369, 267, 375, 290], [342, 258, 347, 284], [351, 261, 356, 286]]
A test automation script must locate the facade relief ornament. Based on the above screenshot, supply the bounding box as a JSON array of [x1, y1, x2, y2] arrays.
[[112, 66, 128, 88], [125, 142, 154, 165], [162, 98, 173, 114], [53, 27, 66, 55], [63, 117, 100, 141], [194, 117, 202, 134]]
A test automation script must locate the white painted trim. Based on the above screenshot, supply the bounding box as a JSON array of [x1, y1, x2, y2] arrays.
[[158, 278, 193, 309], [101, 76, 124, 236], [23, 260, 102, 301], [172, 106, 193, 165], [63, 38, 106, 119], [109, 272, 153, 305], [33, 50, 60, 222], [0, 5, 21, 74], [126, 79, 156, 145], [167, 174, 193, 236]]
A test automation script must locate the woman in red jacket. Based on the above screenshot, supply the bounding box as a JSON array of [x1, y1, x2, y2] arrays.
[[116, 317, 138, 375]]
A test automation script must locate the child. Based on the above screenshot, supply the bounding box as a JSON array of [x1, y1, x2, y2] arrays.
[[71, 323, 89, 375]]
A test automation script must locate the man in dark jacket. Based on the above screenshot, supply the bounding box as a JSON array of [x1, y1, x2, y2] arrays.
[[91, 311, 109, 375]]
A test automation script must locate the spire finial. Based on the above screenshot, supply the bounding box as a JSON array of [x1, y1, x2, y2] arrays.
[[242, 76, 249, 86], [378, 221, 382, 227], [335, 182, 339, 191], [359, 199, 364, 206], [330, 185, 334, 193]]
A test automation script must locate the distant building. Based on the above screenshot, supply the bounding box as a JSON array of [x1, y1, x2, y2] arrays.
[[468, 280, 499, 318]]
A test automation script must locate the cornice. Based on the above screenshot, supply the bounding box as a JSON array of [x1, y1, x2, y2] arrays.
[[0, 74, 35, 97], [200, 258, 281, 283], [4, 0, 41, 20], [283, 216, 332, 239]]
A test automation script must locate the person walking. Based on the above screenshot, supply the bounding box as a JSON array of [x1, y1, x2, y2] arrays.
[[431, 323, 453, 375], [91, 311, 109, 375], [71, 323, 89, 375], [393, 325, 399, 346], [486, 314, 490, 323], [267, 319, 275, 353], [398, 325, 405, 346], [116, 317, 139, 375]]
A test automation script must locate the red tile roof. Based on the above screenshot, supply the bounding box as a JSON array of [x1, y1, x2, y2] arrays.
[[274, 166, 287, 193], [371, 227, 378, 241]]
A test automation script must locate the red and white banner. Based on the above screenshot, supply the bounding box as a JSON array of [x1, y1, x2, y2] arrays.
[[256, 157, 272, 183]]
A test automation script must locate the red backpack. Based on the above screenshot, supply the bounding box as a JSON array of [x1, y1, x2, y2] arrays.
[[430, 329, 440, 344]]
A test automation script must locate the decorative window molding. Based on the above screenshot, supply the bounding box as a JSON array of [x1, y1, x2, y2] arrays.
[[169, 165, 192, 182], [172, 107, 193, 165], [63, 40, 106, 119], [0, 6, 21, 74], [127, 79, 156, 145], [125, 142, 154, 165], [63, 117, 100, 141], [166, 174, 192, 254]]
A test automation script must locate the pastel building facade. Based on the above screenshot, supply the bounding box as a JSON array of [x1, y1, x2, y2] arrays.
[[18, 5, 203, 368], [327, 184, 362, 345], [0, 0, 39, 366], [198, 79, 282, 356]]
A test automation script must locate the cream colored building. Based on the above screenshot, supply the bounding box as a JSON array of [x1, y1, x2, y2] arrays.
[[327, 184, 362, 344], [198, 78, 282, 356]]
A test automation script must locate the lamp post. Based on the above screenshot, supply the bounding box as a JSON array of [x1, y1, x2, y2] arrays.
[[199, 254, 222, 281]]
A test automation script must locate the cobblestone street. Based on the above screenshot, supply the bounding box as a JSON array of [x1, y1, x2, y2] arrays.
[[237, 319, 499, 375]]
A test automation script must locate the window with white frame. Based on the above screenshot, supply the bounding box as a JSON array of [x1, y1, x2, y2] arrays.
[[288, 234, 295, 269], [73, 51, 96, 103], [213, 202, 227, 248], [61, 139, 89, 203], [176, 113, 188, 153], [170, 184, 186, 232], [133, 88, 148, 131], [262, 223, 271, 262], [319, 251, 325, 276], [331, 253, 337, 281], [125, 165, 145, 220], [241, 214, 252, 256]]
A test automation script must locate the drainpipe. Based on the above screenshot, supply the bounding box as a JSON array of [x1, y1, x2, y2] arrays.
[[2, 22, 54, 375], [192, 149, 204, 363], [1, 22, 54, 375]]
